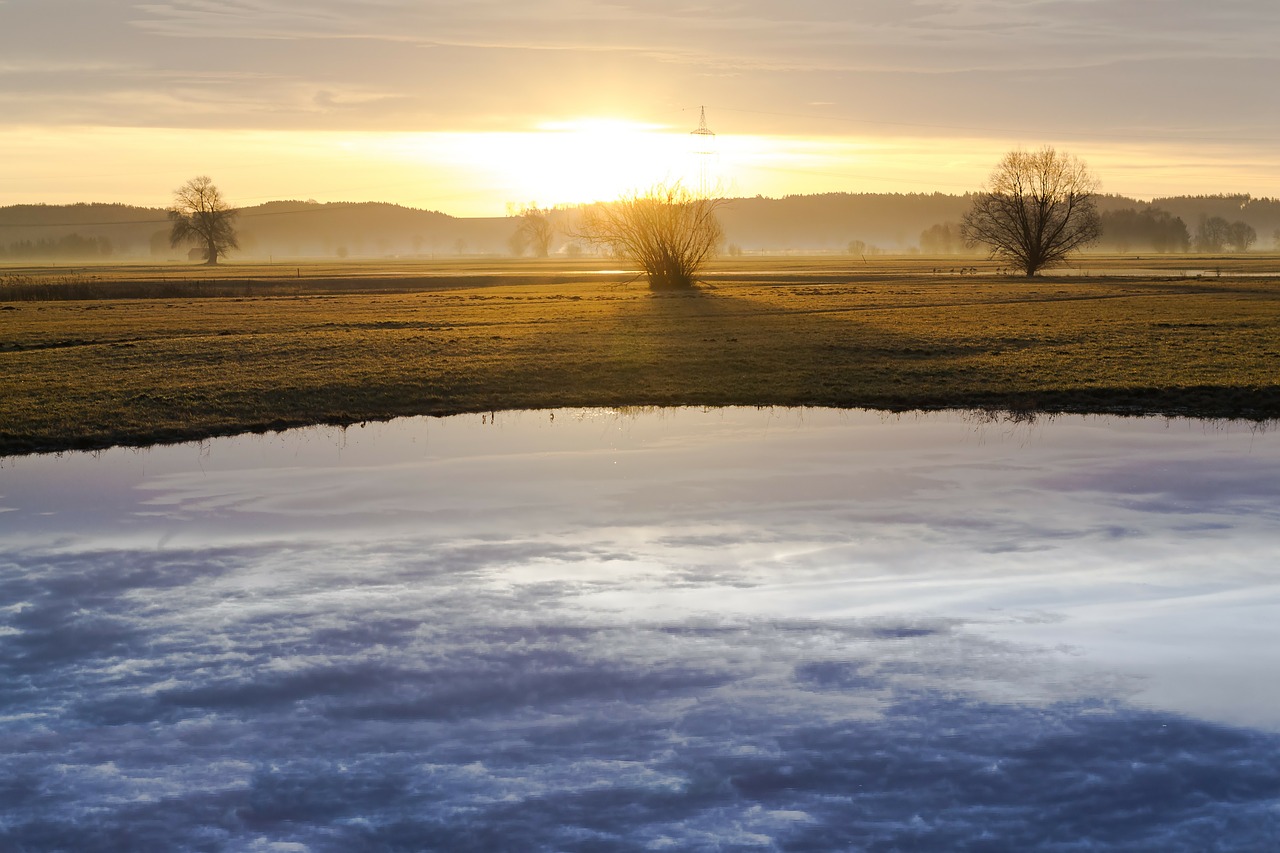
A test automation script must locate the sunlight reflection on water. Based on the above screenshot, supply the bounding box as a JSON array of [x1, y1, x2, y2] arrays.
[[2, 408, 1278, 850]]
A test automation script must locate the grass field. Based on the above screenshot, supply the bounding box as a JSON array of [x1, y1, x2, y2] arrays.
[[3, 254, 1279, 456]]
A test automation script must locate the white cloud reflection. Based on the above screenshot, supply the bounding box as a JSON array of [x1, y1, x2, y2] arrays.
[[2, 408, 1280, 849]]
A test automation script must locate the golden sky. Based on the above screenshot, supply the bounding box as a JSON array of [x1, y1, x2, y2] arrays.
[[3, 1, 1280, 216]]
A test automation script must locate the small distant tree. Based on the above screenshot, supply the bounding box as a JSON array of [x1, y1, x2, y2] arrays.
[[919, 222, 963, 254], [168, 176, 238, 265], [961, 147, 1101, 276], [514, 206, 555, 258], [1194, 216, 1231, 252], [1225, 220, 1257, 253], [577, 184, 723, 289]]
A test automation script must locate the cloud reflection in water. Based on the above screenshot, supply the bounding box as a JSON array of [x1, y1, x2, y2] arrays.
[[2, 408, 1279, 850]]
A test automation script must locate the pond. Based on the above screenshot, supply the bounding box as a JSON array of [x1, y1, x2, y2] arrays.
[[2, 408, 1279, 851]]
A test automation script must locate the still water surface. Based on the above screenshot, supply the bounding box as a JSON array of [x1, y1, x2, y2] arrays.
[[2, 408, 1279, 850]]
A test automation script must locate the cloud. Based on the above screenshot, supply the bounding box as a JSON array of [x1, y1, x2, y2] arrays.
[[125, 0, 1280, 71], [3, 0, 1279, 139], [0, 59, 139, 74]]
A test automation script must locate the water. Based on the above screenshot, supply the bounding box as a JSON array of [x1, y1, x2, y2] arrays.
[[2, 408, 1278, 851]]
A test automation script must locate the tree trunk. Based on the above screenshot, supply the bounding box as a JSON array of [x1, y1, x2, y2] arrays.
[[205, 238, 218, 266]]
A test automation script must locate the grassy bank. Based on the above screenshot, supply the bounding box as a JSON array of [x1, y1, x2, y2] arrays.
[[3, 256, 1279, 456]]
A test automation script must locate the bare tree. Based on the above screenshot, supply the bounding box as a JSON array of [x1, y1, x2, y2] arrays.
[[919, 222, 964, 254], [1225, 220, 1257, 253], [577, 184, 723, 289], [961, 147, 1101, 277], [168, 176, 238, 265], [514, 206, 555, 258], [1194, 216, 1231, 252]]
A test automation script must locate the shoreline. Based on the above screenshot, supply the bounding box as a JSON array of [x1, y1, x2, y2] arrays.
[[5, 389, 1279, 459], [5, 257, 1278, 458]]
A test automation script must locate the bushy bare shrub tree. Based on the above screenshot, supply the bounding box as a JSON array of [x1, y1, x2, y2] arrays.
[[961, 147, 1100, 276], [169, 176, 238, 265], [578, 184, 723, 289]]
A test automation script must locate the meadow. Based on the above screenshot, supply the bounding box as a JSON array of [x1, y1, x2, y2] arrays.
[[3, 255, 1279, 456]]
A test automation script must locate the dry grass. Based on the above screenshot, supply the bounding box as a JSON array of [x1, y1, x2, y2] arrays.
[[3, 255, 1279, 455]]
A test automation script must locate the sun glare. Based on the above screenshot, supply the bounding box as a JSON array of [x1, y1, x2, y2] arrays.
[[10, 122, 1278, 218], [349, 120, 710, 213], [483, 118, 706, 208]]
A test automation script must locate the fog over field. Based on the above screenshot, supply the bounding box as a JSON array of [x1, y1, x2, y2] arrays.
[[4, 192, 1280, 261]]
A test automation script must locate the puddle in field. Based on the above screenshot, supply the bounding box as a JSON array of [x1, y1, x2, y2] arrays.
[[2, 407, 1279, 850]]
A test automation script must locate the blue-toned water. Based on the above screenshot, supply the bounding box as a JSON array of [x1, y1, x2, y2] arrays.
[[2, 408, 1278, 851]]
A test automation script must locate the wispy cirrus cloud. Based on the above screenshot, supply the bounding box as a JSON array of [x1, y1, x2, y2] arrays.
[[126, 0, 1280, 71], [7, 1, 1280, 130]]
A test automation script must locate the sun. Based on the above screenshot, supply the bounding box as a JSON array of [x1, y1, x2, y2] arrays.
[[327, 117, 732, 215], [453, 118, 705, 210], [516, 118, 703, 207]]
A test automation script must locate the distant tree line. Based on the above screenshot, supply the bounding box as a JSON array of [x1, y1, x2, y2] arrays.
[[0, 233, 114, 260], [722, 192, 971, 252], [6, 192, 1280, 261], [1097, 208, 1190, 253], [1192, 216, 1256, 253], [919, 222, 975, 255], [920, 205, 1263, 255]]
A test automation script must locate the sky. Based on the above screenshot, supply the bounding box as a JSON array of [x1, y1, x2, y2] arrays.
[[3, 0, 1280, 216]]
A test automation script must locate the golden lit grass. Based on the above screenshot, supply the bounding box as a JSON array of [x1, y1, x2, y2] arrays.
[[3, 255, 1279, 455]]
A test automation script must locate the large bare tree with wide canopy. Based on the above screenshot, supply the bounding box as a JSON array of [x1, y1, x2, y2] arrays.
[[961, 147, 1101, 277], [168, 176, 239, 266]]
